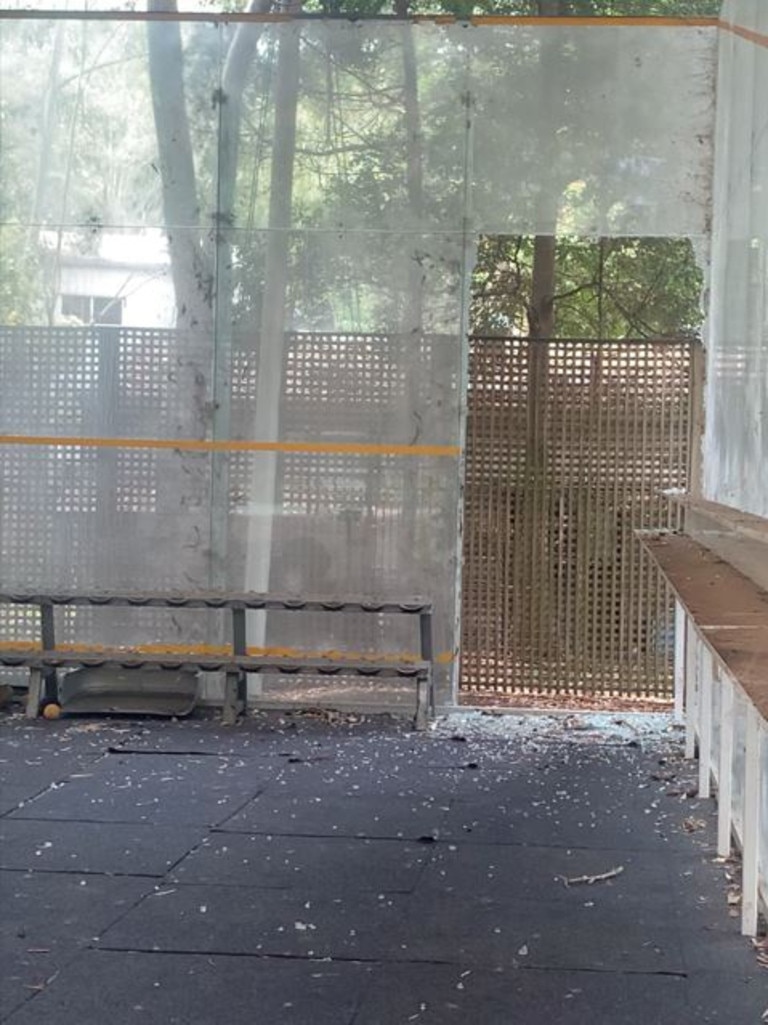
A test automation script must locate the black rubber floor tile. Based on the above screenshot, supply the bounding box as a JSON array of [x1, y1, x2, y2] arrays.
[[304, 735, 489, 771], [430, 745, 709, 841], [420, 843, 692, 917], [0, 819, 205, 876], [0, 760, 98, 795], [3, 950, 372, 1025], [678, 916, 764, 974], [399, 893, 685, 973], [257, 760, 432, 798], [170, 832, 427, 892], [684, 969, 768, 1024], [0, 741, 110, 795], [10, 753, 265, 826], [0, 870, 152, 1021], [99, 883, 412, 960], [218, 792, 451, 839], [384, 765, 538, 801], [0, 717, 135, 771], [0, 717, 758, 1025], [440, 794, 714, 851], [354, 963, 690, 1025], [111, 721, 288, 758], [111, 712, 411, 757], [248, 740, 527, 800]]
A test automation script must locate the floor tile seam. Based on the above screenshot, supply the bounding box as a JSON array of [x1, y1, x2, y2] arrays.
[[0, 819, 208, 834], [89, 943, 693, 978], [107, 746, 261, 759], [156, 828, 218, 882], [68, 876, 161, 953], [208, 826, 692, 854], [209, 784, 272, 830], [6, 814, 249, 827], [0, 789, 50, 819], [0, 865, 166, 880], [207, 829, 444, 846]]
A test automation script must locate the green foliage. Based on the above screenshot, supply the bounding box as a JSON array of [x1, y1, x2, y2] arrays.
[[0, 227, 44, 324], [0, 1, 713, 336], [472, 235, 704, 338], [304, 0, 722, 16]]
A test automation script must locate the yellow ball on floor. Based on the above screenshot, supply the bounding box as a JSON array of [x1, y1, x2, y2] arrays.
[[42, 703, 62, 720]]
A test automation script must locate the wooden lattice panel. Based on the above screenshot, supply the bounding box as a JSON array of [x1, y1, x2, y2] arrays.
[[460, 337, 695, 700]]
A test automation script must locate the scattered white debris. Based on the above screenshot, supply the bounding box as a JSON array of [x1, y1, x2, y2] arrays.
[[431, 711, 682, 749]]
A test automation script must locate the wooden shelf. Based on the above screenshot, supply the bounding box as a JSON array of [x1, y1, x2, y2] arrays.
[[662, 492, 768, 544], [639, 531, 768, 722]]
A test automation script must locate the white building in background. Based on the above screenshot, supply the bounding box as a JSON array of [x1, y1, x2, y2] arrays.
[[41, 230, 175, 329]]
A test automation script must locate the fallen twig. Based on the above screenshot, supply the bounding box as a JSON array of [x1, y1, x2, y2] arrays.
[[557, 865, 625, 888]]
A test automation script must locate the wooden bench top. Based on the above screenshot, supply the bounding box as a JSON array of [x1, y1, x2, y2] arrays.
[[638, 531, 768, 722]]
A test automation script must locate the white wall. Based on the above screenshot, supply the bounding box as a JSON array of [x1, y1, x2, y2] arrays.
[[59, 263, 176, 329], [699, 0, 768, 925], [704, 1, 768, 516]]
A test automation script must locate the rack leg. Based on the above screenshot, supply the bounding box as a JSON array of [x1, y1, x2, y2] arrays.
[[222, 670, 245, 726], [26, 669, 43, 719], [414, 673, 430, 731]]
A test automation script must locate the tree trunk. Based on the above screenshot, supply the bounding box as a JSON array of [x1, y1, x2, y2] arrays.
[[147, 1, 213, 336], [211, 0, 272, 586], [394, 1, 425, 594], [33, 21, 65, 226], [245, 15, 301, 607], [146, 2, 214, 596], [399, 4, 424, 334], [524, 0, 567, 663]]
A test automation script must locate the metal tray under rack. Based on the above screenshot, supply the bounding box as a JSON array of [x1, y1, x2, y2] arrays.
[[59, 666, 199, 717]]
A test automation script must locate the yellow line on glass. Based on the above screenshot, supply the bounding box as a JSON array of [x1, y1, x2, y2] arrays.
[[719, 20, 768, 48], [0, 640, 455, 665], [0, 435, 460, 458]]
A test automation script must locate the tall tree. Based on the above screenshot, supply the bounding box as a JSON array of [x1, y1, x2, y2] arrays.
[[147, 1, 213, 337]]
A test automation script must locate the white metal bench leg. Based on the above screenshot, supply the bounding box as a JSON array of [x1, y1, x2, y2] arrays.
[[684, 620, 698, 760], [716, 676, 734, 858], [673, 601, 686, 723], [698, 649, 713, 799], [741, 703, 762, 937]]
